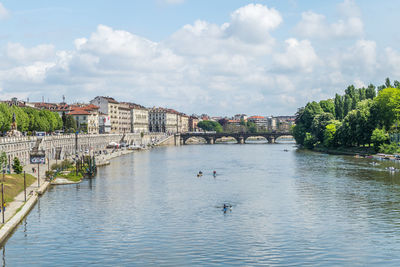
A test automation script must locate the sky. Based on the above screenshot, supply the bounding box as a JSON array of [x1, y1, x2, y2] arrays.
[[0, 0, 399, 116]]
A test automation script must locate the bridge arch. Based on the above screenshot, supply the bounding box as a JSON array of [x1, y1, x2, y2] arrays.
[[215, 135, 239, 144], [182, 136, 208, 145], [243, 135, 268, 143]]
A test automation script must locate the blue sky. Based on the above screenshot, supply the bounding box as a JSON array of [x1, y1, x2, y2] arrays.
[[0, 0, 399, 116]]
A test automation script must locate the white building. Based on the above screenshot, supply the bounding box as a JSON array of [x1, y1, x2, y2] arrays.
[[129, 104, 149, 133], [90, 96, 120, 133], [149, 108, 179, 133]]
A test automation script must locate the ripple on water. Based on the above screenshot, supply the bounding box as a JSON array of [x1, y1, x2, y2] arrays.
[[4, 144, 400, 266]]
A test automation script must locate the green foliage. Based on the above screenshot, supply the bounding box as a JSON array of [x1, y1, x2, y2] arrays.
[[323, 121, 341, 147], [374, 87, 400, 130], [65, 115, 77, 132], [371, 128, 389, 150], [378, 143, 399, 154], [311, 112, 335, 143], [12, 157, 23, 174], [0, 105, 62, 133], [293, 78, 397, 151], [304, 132, 317, 149], [197, 120, 223, 133], [319, 99, 335, 117]]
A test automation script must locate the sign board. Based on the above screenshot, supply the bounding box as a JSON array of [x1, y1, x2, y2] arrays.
[[30, 155, 46, 164], [36, 132, 46, 139]]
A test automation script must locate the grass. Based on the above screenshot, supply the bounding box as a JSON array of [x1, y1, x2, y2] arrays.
[[0, 173, 36, 204], [56, 171, 83, 182]]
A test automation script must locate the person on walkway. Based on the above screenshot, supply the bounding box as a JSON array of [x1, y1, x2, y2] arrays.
[[213, 171, 217, 177]]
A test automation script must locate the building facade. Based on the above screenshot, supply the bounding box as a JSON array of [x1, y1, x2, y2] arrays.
[[118, 103, 132, 133], [180, 114, 189, 133], [90, 96, 120, 133], [99, 114, 111, 134], [68, 106, 99, 134], [130, 105, 149, 133], [248, 116, 268, 129], [149, 108, 179, 133], [189, 116, 199, 132]]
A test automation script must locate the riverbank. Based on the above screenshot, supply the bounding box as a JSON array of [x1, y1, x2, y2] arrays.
[[313, 146, 375, 156], [0, 144, 157, 245]]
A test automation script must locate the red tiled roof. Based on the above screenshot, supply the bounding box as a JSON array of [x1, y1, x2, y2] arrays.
[[68, 109, 90, 115], [248, 116, 265, 119]]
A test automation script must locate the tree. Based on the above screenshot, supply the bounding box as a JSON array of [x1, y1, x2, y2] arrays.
[[197, 120, 223, 133], [385, 77, 392, 88], [304, 132, 317, 149], [371, 128, 389, 151], [394, 80, 400, 89], [366, 84, 376, 99], [374, 87, 400, 130], [323, 121, 341, 147], [334, 94, 344, 120], [65, 115, 77, 132], [62, 111, 67, 130], [343, 95, 353, 117], [0, 103, 12, 132], [247, 121, 258, 133], [299, 101, 323, 129], [311, 112, 335, 143], [319, 99, 335, 117], [12, 157, 23, 174]]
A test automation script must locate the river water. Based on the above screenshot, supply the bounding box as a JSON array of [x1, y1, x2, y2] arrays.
[[3, 142, 400, 266]]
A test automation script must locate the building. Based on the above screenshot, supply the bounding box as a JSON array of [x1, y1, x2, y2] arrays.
[[189, 116, 199, 132], [180, 114, 189, 133], [90, 96, 120, 133], [67, 105, 99, 134], [247, 116, 268, 129], [118, 102, 132, 133], [149, 108, 179, 133], [234, 114, 248, 121], [125, 103, 149, 133], [276, 116, 296, 132], [99, 113, 111, 134], [267, 116, 278, 131]]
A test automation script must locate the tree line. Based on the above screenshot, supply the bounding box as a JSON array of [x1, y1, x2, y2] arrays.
[[198, 119, 260, 133], [0, 103, 79, 134], [293, 78, 400, 153]]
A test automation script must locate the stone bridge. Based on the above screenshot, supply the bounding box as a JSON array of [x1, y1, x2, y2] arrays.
[[180, 132, 292, 145]]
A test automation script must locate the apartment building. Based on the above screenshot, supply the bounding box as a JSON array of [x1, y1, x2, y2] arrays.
[[90, 96, 120, 133]]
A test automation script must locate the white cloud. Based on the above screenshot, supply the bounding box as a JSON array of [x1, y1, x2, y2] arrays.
[[0, 3, 9, 20], [226, 4, 282, 43], [295, 0, 363, 39], [338, 0, 361, 18], [385, 47, 400, 77], [274, 38, 320, 73], [0, 3, 397, 115]]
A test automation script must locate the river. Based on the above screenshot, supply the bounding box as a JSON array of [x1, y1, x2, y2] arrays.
[[3, 142, 400, 266]]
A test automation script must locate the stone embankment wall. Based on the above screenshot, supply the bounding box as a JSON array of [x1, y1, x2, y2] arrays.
[[1, 133, 168, 165]]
